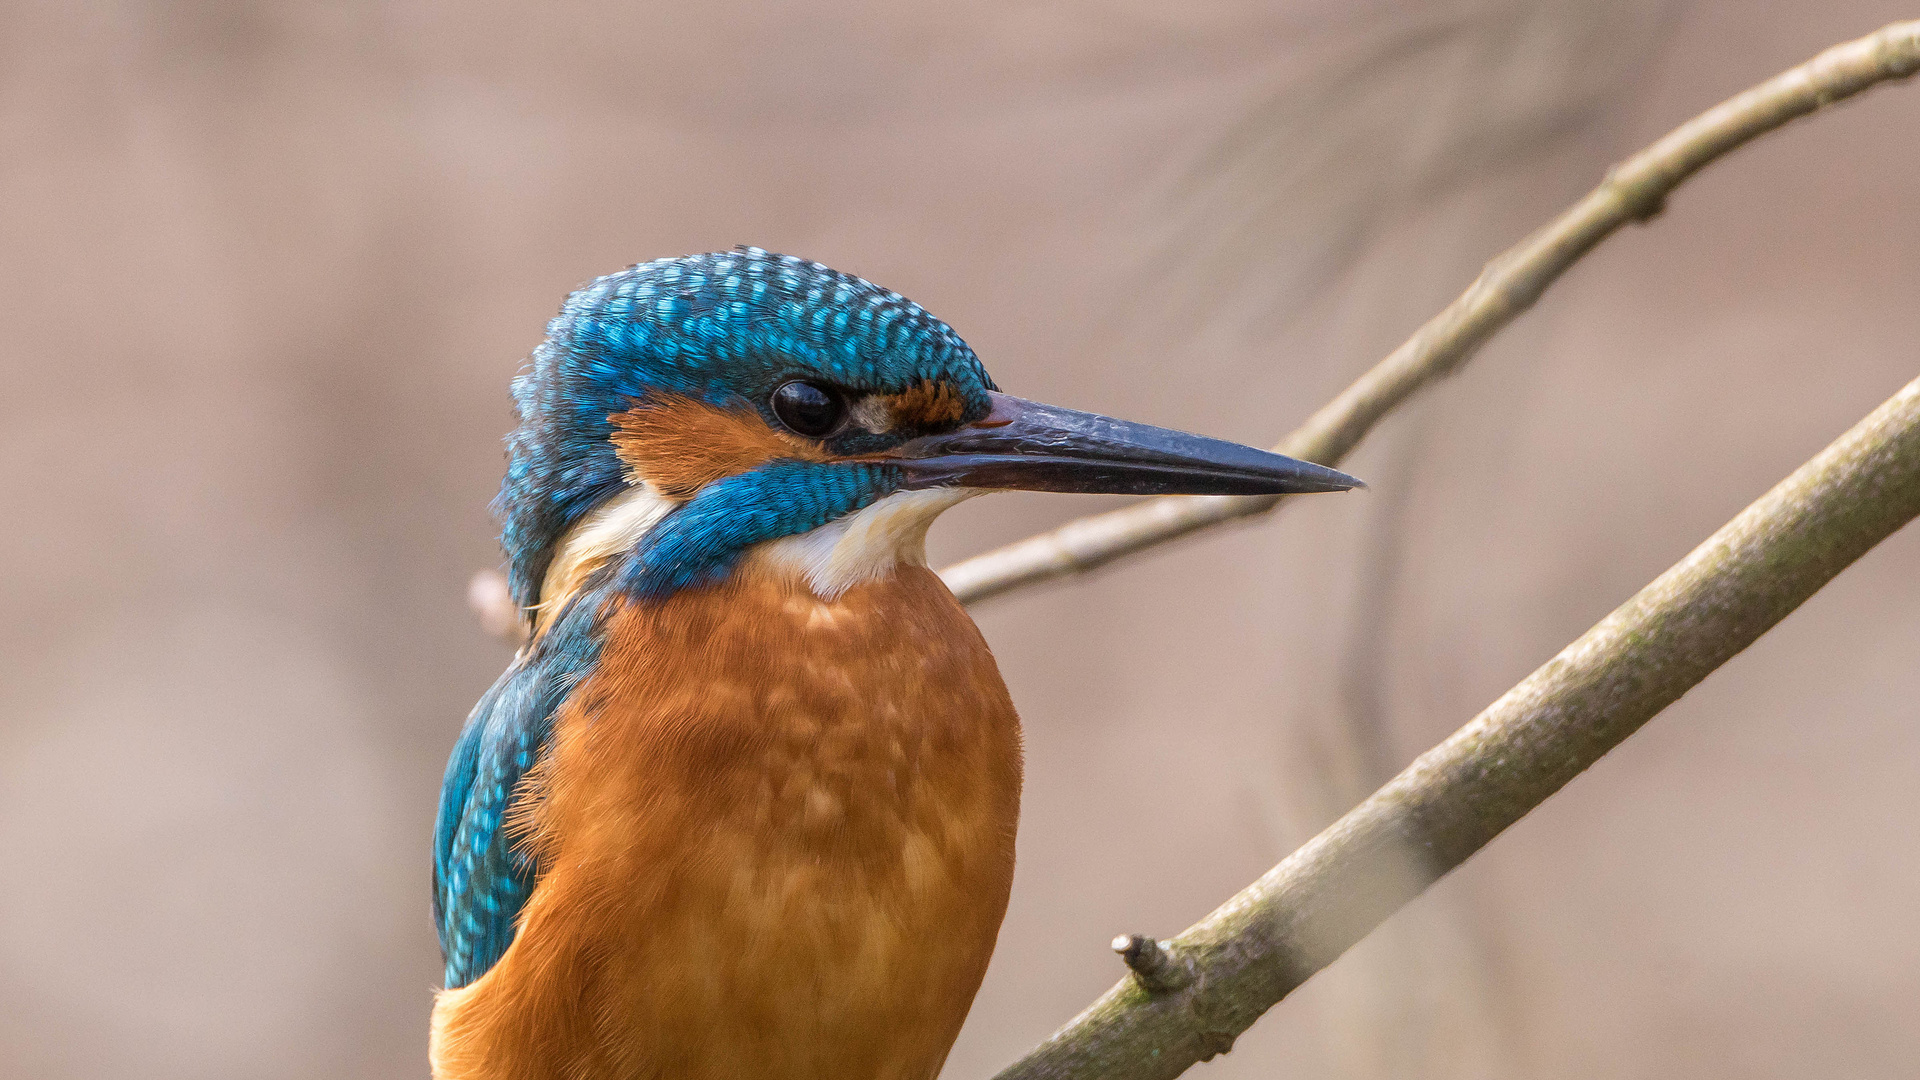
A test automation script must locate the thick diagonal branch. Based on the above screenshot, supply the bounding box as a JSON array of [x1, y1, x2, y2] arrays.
[[990, 370, 1920, 1080], [942, 20, 1920, 606]]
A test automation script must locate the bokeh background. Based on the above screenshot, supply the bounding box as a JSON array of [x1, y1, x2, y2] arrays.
[[3, 2, 1917, 1077]]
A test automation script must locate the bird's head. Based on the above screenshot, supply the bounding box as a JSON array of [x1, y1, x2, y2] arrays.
[[498, 248, 1358, 621]]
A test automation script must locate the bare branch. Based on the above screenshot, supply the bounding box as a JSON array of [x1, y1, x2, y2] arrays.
[[942, 20, 1920, 606], [989, 366, 1920, 1078]]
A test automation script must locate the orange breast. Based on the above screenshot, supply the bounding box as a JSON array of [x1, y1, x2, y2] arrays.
[[429, 566, 1023, 1080]]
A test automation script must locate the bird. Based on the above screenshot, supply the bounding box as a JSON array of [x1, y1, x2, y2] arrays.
[[430, 247, 1361, 1080]]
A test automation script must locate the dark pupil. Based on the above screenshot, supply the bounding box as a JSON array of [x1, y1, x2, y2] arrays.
[[771, 381, 843, 437]]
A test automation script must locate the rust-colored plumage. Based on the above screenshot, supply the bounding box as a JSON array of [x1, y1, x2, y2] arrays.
[[609, 395, 829, 499], [883, 379, 970, 433], [431, 564, 1022, 1080]]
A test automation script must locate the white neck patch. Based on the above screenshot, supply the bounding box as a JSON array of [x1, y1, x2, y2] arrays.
[[753, 487, 980, 600], [536, 483, 977, 623], [533, 482, 676, 635]]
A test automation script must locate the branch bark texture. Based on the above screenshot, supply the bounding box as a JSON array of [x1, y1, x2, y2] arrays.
[[991, 366, 1920, 1079], [941, 20, 1920, 606]]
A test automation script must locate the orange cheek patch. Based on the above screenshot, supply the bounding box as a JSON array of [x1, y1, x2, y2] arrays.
[[609, 394, 827, 499], [884, 379, 968, 432]]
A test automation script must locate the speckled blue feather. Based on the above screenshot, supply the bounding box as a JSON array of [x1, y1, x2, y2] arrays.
[[433, 583, 606, 989], [624, 460, 899, 597], [496, 247, 994, 610]]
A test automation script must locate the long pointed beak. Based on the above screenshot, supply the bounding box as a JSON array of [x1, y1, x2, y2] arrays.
[[887, 392, 1364, 497]]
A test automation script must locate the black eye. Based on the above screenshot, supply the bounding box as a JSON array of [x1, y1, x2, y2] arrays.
[[770, 380, 845, 438]]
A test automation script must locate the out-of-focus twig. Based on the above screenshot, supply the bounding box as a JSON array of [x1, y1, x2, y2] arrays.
[[1152, 0, 1679, 326], [1327, 405, 1430, 803], [992, 366, 1920, 1078], [468, 568, 529, 647], [942, 20, 1920, 607]]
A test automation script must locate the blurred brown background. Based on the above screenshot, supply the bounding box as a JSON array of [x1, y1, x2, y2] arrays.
[[3, 2, 1917, 1077]]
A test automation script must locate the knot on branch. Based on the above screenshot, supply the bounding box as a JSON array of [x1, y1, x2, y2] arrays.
[[1110, 934, 1189, 995], [1113, 937, 1244, 1053], [1112, 935, 1239, 1059], [1195, 1027, 1238, 1061], [1601, 164, 1668, 222]]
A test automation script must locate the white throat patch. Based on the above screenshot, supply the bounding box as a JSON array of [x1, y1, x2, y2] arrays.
[[753, 487, 980, 600], [533, 482, 676, 635], [536, 483, 977, 624]]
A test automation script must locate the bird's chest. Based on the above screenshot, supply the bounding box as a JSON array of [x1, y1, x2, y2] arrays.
[[523, 567, 1022, 1077]]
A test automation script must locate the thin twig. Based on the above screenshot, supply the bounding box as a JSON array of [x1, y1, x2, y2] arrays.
[[941, 20, 1920, 607], [990, 361, 1920, 1078]]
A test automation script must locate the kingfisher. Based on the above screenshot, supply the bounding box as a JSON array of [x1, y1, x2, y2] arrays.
[[431, 247, 1360, 1080]]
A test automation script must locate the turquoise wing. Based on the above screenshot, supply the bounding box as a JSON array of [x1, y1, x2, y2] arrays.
[[432, 604, 604, 989]]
